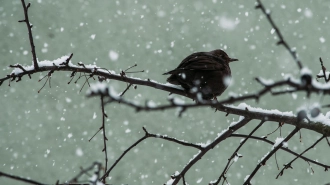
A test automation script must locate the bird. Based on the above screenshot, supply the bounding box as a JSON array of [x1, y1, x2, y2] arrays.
[[163, 49, 238, 100]]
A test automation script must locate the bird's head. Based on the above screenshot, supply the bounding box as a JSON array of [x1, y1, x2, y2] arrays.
[[211, 49, 238, 63]]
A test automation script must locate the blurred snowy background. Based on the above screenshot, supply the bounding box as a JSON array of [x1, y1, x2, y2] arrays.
[[1, 0, 330, 184]]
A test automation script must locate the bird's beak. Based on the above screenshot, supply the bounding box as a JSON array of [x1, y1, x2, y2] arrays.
[[229, 58, 239, 62]]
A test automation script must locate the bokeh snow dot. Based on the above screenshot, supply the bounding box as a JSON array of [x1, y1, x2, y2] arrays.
[[76, 148, 83, 156], [219, 16, 236, 30], [109, 50, 119, 61]]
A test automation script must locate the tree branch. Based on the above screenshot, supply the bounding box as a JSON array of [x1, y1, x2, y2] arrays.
[[230, 134, 330, 170], [244, 127, 300, 185], [210, 120, 265, 185], [171, 118, 252, 185], [255, 0, 303, 70], [0, 170, 45, 185], [19, 0, 39, 70], [276, 135, 326, 178]]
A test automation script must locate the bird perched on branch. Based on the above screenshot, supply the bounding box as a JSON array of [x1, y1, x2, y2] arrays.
[[163, 49, 238, 100]]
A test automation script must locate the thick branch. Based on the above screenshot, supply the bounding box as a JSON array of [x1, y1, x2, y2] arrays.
[[88, 87, 330, 136]]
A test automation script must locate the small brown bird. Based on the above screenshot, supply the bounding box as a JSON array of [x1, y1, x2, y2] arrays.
[[163, 49, 238, 100]]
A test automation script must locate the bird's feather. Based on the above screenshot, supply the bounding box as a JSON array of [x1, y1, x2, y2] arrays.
[[163, 52, 226, 75]]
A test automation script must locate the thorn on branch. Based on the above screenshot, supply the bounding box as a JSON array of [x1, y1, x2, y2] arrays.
[[255, 4, 261, 9], [277, 40, 284, 45]]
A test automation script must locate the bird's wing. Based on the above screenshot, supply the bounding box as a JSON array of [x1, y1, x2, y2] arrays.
[[163, 52, 227, 75], [178, 52, 225, 70]]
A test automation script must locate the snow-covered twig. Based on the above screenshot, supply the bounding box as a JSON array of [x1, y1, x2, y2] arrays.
[[276, 135, 326, 178], [243, 127, 300, 185]]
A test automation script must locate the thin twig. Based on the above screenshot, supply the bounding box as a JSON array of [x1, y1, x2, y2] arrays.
[[100, 127, 149, 181], [0, 170, 45, 185], [120, 83, 133, 97], [100, 95, 108, 183], [255, 0, 303, 70], [170, 118, 252, 185], [318, 57, 329, 82], [19, 0, 39, 70], [230, 134, 330, 169], [67, 162, 102, 184], [276, 135, 325, 178], [211, 120, 265, 185], [244, 127, 300, 185]]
